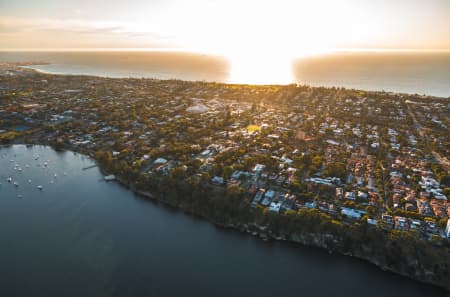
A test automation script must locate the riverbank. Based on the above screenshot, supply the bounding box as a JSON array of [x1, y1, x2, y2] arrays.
[[4, 144, 449, 297], [105, 154, 450, 293], [9, 139, 450, 293]]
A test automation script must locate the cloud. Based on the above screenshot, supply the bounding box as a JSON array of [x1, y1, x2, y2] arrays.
[[0, 16, 124, 34], [0, 16, 174, 49]]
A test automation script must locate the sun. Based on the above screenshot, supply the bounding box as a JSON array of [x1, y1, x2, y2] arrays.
[[228, 50, 294, 85], [213, 2, 334, 85], [170, 1, 339, 85]]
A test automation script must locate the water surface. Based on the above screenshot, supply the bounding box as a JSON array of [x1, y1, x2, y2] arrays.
[[0, 51, 449, 96], [294, 52, 450, 97]]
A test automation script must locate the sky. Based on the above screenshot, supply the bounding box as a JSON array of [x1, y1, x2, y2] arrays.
[[1, 0, 449, 55]]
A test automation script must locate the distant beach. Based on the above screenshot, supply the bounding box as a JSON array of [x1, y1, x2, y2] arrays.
[[1, 51, 449, 97]]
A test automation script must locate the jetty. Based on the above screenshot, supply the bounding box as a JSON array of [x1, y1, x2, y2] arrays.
[[82, 164, 97, 170]]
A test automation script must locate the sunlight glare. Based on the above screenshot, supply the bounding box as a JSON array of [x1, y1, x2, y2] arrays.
[[228, 51, 293, 85]]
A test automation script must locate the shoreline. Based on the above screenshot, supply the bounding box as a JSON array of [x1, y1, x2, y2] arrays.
[[12, 62, 450, 99], [52, 143, 450, 292], [129, 184, 450, 294], [2, 142, 450, 293]]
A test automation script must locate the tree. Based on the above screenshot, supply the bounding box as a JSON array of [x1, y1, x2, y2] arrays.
[[223, 166, 233, 179], [440, 175, 450, 187], [438, 217, 448, 229], [323, 162, 346, 179]]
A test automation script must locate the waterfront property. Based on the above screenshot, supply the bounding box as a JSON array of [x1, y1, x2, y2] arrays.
[[0, 145, 447, 297]]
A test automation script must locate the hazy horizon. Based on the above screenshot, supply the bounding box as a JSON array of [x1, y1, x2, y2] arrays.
[[2, 50, 449, 97], [2, 0, 450, 84]]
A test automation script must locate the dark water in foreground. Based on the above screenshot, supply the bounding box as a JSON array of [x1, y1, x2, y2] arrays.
[[0, 51, 449, 97], [0, 145, 447, 297]]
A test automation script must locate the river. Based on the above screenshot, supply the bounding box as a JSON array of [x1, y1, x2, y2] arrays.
[[0, 145, 447, 297]]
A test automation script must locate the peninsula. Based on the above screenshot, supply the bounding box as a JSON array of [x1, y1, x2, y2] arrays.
[[1, 63, 449, 291]]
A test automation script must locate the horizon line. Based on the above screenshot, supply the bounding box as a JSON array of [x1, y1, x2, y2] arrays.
[[1, 47, 450, 56]]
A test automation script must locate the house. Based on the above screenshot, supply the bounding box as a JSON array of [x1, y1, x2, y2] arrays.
[[382, 214, 394, 225], [426, 220, 437, 232], [367, 218, 378, 225], [211, 176, 224, 185], [251, 190, 265, 207], [253, 164, 266, 173], [269, 201, 282, 213], [153, 158, 168, 165], [395, 216, 409, 231], [261, 190, 275, 206], [281, 194, 295, 210], [280, 156, 293, 164], [305, 201, 316, 209], [200, 149, 211, 158], [358, 191, 368, 199], [336, 187, 343, 199], [231, 170, 250, 180], [341, 207, 365, 219], [410, 219, 422, 230], [345, 192, 356, 200]]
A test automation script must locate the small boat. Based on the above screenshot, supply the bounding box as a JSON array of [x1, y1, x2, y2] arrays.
[[7, 177, 12, 182], [37, 185, 43, 190], [13, 181, 19, 187], [63, 172, 67, 176], [28, 179, 32, 183], [104, 175, 116, 181], [54, 173, 57, 178]]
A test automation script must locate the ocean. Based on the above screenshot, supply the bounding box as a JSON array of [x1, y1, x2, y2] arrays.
[[0, 51, 449, 97]]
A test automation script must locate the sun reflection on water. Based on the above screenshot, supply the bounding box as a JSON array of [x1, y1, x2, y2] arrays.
[[227, 52, 294, 85]]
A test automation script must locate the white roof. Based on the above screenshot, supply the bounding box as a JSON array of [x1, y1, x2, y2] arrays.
[[154, 158, 168, 165], [186, 104, 209, 113]]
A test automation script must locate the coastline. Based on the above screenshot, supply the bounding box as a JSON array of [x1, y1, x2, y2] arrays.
[[2, 141, 449, 293], [128, 184, 450, 293], [13, 62, 449, 99], [87, 156, 450, 293], [0, 144, 447, 296], [20, 141, 450, 293], [18, 64, 165, 80]]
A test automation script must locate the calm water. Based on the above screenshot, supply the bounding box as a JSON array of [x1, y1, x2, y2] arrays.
[[294, 52, 450, 97], [0, 145, 447, 297], [0, 51, 230, 82], [0, 51, 449, 97]]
